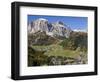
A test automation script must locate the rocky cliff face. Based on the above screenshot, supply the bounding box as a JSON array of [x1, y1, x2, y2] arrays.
[[28, 18, 72, 38]]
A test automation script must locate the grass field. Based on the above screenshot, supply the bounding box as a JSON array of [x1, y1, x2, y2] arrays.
[[28, 41, 87, 66], [32, 43, 85, 58]]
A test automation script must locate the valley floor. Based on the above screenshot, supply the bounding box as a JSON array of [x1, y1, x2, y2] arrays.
[[28, 41, 87, 66]]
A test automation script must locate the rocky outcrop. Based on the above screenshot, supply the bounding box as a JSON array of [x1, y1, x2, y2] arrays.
[[28, 31, 58, 46]]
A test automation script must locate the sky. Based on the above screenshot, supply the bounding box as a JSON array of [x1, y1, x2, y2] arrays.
[[28, 15, 88, 31]]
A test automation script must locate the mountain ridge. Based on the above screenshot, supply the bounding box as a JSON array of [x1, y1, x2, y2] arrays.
[[28, 18, 72, 38]]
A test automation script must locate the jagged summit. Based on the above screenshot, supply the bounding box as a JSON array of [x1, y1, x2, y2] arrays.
[[28, 18, 72, 38], [56, 21, 64, 25]]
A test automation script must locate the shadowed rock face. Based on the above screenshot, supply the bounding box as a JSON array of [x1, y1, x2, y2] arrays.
[[28, 18, 72, 38]]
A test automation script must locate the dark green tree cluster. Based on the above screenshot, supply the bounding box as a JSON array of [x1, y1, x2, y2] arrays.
[[28, 46, 48, 66], [60, 31, 87, 51]]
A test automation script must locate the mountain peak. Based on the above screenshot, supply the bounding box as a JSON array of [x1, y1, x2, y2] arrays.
[[28, 18, 72, 38], [37, 18, 48, 21], [56, 21, 64, 25]]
